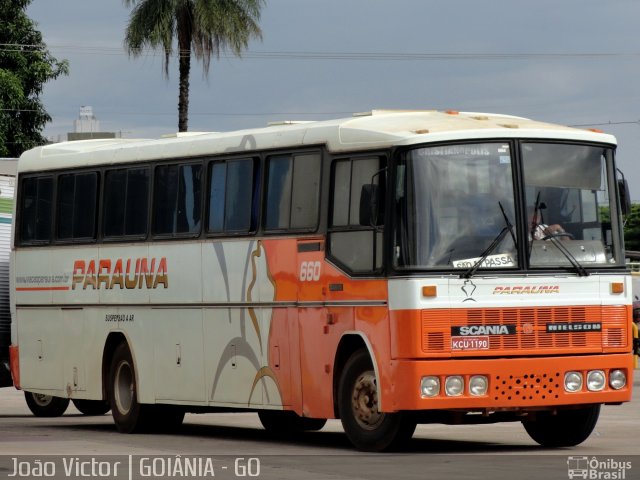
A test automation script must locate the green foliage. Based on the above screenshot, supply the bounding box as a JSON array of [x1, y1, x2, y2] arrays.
[[124, 0, 264, 132], [0, 0, 68, 157], [624, 203, 640, 251], [603, 203, 640, 251]]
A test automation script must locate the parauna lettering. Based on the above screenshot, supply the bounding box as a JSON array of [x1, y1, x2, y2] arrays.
[[72, 258, 168, 290]]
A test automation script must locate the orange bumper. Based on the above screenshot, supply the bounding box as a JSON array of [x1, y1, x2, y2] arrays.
[[386, 353, 633, 411]]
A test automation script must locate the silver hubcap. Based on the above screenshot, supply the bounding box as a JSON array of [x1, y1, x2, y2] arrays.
[[31, 393, 53, 407], [351, 370, 384, 430], [114, 360, 134, 415]]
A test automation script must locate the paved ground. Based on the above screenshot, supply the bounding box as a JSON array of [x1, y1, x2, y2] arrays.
[[0, 370, 638, 480]]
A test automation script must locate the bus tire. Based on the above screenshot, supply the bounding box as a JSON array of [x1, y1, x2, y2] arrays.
[[337, 349, 416, 452], [108, 342, 154, 433], [522, 404, 600, 447], [152, 406, 185, 432], [258, 410, 327, 433], [72, 399, 111, 416], [24, 392, 70, 417]]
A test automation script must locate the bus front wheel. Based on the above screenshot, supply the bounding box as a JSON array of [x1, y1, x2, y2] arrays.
[[522, 404, 601, 447], [108, 342, 154, 433], [337, 349, 416, 452], [24, 392, 70, 417]]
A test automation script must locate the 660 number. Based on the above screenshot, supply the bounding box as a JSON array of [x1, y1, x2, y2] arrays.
[[299, 261, 321, 281]]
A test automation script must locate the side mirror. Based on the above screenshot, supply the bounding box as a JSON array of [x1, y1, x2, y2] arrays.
[[618, 178, 631, 216], [359, 184, 381, 227]]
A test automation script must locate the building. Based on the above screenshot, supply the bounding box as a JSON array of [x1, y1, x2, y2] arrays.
[[67, 106, 117, 141]]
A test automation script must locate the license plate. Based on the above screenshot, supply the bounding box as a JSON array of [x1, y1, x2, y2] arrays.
[[451, 335, 490, 351]]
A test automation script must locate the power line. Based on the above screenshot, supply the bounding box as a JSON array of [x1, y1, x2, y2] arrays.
[[2, 43, 640, 61], [568, 120, 640, 127]]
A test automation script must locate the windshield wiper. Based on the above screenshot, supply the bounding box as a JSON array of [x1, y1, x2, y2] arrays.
[[462, 202, 515, 279], [499, 201, 517, 248]]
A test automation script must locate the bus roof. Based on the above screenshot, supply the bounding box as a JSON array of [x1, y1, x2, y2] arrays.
[[17, 110, 617, 172]]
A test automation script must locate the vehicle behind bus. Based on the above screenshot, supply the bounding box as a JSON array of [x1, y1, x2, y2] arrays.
[[0, 158, 16, 389]]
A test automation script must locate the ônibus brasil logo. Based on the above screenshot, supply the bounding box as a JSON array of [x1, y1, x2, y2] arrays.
[[567, 456, 632, 479]]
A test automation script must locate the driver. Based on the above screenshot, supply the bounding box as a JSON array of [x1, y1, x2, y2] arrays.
[[529, 209, 567, 240]]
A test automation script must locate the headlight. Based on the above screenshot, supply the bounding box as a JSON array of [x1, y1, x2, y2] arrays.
[[469, 375, 488, 396], [564, 371, 583, 393], [420, 376, 440, 398], [586, 370, 605, 391], [609, 370, 626, 390], [444, 376, 464, 396]]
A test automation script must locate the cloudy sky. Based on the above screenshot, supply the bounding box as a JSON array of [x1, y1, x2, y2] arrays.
[[27, 0, 640, 198]]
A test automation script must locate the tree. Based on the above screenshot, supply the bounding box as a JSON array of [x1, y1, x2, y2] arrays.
[[623, 203, 640, 251], [124, 0, 264, 132], [600, 203, 640, 252], [0, 0, 68, 157]]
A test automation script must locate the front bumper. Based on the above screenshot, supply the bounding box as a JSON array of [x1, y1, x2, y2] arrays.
[[386, 353, 633, 411]]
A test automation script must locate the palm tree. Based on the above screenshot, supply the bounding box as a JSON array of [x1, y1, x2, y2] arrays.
[[124, 0, 264, 132]]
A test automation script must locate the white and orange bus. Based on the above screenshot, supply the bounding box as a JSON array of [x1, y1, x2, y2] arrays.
[[9, 110, 635, 451]]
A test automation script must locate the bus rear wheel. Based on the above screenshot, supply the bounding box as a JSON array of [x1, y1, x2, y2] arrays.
[[338, 349, 416, 452], [522, 404, 601, 447], [24, 392, 70, 417], [72, 399, 111, 416], [258, 410, 327, 433], [108, 342, 155, 433]]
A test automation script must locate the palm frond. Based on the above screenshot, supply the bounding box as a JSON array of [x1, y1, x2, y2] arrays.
[[124, 0, 177, 75], [124, 0, 264, 130], [190, 0, 263, 73]]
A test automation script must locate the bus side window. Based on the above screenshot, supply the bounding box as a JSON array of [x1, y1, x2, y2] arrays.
[[328, 157, 384, 274], [264, 153, 321, 232], [56, 172, 98, 241], [265, 155, 292, 230], [104, 167, 150, 238], [19, 176, 53, 244], [207, 158, 256, 234], [153, 163, 202, 237]]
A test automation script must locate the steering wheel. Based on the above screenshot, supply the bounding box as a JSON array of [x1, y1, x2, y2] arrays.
[[542, 232, 574, 241]]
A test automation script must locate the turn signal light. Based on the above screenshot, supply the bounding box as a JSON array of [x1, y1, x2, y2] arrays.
[[422, 286, 437, 297], [610, 282, 624, 294]]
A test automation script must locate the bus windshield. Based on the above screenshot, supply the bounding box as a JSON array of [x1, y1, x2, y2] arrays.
[[394, 141, 619, 270], [522, 143, 617, 268]]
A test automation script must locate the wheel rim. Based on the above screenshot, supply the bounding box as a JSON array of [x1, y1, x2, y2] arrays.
[[31, 393, 52, 407], [114, 360, 134, 415], [351, 370, 384, 430]]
